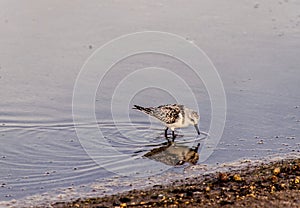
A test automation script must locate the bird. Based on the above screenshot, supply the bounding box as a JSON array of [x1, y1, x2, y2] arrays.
[[133, 104, 200, 140]]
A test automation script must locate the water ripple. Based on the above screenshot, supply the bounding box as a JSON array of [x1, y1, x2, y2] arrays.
[[0, 117, 205, 201]]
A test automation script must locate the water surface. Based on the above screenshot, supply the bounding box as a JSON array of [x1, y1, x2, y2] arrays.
[[0, 0, 300, 206]]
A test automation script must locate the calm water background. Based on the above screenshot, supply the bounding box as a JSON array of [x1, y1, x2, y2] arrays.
[[0, 0, 300, 205]]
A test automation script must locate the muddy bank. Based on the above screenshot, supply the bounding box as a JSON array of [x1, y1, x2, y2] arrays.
[[52, 158, 300, 208]]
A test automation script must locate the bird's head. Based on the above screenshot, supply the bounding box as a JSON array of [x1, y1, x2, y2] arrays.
[[188, 110, 201, 135], [188, 110, 200, 125]]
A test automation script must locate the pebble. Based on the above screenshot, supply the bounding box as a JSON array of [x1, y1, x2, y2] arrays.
[[233, 174, 242, 182], [271, 175, 278, 183], [218, 172, 228, 182], [286, 136, 295, 140], [257, 140, 264, 144], [295, 176, 300, 184], [273, 167, 281, 175]]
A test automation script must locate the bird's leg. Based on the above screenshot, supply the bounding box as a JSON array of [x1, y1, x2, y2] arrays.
[[164, 127, 169, 138], [194, 143, 201, 152], [172, 130, 176, 142]]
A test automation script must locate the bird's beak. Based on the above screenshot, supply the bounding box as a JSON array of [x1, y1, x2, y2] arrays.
[[194, 124, 200, 135]]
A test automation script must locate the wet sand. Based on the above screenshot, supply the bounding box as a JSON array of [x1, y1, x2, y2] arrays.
[[52, 157, 300, 208]]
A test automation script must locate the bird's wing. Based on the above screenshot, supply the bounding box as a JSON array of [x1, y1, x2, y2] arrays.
[[151, 104, 183, 124]]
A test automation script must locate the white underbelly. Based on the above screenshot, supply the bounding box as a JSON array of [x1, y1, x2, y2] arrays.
[[166, 116, 189, 130]]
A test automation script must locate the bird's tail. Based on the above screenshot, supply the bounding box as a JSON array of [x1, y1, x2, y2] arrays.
[[133, 105, 153, 115]]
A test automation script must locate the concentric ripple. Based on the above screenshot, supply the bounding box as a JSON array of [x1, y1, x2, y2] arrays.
[[0, 114, 207, 201], [0, 117, 106, 201]]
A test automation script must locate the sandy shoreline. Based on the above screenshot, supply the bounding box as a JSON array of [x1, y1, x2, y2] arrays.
[[51, 157, 300, 208]]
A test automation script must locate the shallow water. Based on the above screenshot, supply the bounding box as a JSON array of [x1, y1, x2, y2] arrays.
[[1, 0, 300, 206]]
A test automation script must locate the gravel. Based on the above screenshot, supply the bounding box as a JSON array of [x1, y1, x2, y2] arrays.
[[52, 158, 300, 208]]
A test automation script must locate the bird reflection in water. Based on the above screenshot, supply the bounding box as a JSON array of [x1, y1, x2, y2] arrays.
[[144, 142, 200, 166]]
